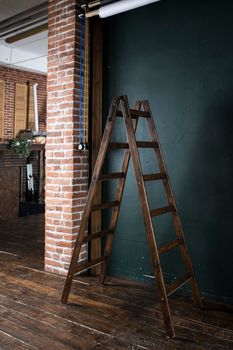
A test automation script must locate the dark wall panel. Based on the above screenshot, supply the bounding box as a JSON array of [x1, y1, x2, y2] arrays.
[[103, 0, 233, 302]]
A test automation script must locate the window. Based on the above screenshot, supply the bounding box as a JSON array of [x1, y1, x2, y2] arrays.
[[15, 83, 27, 137], [14, 83, 35, 136]]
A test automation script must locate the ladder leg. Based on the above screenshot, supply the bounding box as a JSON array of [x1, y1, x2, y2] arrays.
[[142, 100, 203, 308], [61, 97, 120, 303], [156, 266, 175, 337], [62, 169, 105, 303], [99, 233, 113, 284], [100, 100, 141, 284], [173, 215, 203, 307], [122, 96, 175, 337], [61, 237, 84, 303]]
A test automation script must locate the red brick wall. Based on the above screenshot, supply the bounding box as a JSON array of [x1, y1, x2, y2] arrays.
[[0, 65, 47, 139], [45, 0, 88, 275]]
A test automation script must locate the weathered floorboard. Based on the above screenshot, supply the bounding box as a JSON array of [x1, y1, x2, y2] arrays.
[[0, 215, 232, 349]]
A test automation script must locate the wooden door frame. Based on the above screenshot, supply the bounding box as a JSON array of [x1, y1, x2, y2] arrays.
[[90, 18, 103, 274]]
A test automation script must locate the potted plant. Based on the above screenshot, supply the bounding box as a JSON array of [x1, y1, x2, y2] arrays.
[[8, 136, 33, 159]]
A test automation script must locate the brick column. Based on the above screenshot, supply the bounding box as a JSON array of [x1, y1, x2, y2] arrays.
[[45, 0, 88, 275]]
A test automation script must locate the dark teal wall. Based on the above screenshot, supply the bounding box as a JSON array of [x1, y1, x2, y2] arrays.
[[102, 0, 233, 303]]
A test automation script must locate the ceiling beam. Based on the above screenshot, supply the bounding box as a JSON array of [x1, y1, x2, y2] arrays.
[[0, 2, 48, 30], [0, 10, 47, 37], [5, 23, 48, 44]]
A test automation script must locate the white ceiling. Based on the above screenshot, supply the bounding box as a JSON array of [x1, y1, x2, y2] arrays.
[[0, 0, 47, 74]]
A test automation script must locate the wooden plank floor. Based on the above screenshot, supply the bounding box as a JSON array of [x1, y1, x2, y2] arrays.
[[0, 215, 232, 349]]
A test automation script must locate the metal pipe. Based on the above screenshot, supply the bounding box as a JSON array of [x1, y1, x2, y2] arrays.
[[0, 2, 47, 30], [33, 83, 39, 134], [0, 17, 48, 39], [88, 0, 100, 9], [0, 10, 47, 35]]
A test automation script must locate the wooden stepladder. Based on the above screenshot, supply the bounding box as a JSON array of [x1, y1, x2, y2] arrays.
[[61, 95, 203, 337]]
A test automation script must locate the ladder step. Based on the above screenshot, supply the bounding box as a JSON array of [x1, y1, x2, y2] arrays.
[[150, 205, 175, 217], [166, 273, 192, 296], [99, 172, 126, 181], [158, 238, 182, 255], [83, 228, 114, 243], [75, 256, 107, 273], [116, 109, 150, 118], [92, 200, 120, 211], [109, 141, 158, 149], [143, 173, 167, 181], [109, 143, 129, 149], [136, 141, 159, 148]]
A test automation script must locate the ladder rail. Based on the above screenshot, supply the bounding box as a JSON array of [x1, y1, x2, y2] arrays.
[[121, 95, 174, 337], [142, 100, 202, 308], [99, 99, 141, 284], [61, 96, 120, 303]]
